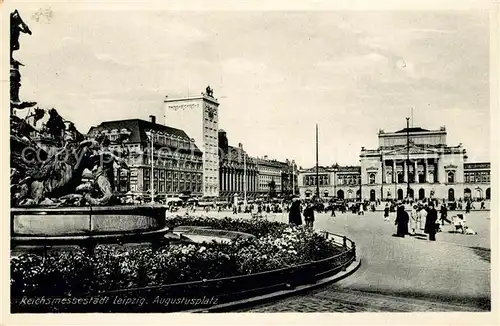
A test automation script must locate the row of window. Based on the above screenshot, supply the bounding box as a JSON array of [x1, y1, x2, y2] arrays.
[[142, 156, 203, 170], [464, 171, 490, 183], [142, 180, 202, 193], [143, 169, 202, 181]]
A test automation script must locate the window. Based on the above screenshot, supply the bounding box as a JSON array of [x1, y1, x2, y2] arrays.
[[369, 173, 376, 184], [447, 171, 455, 183]]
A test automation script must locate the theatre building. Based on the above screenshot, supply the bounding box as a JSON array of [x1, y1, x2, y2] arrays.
[[359, 126, 489, 201], [87, 116, 203, 199]]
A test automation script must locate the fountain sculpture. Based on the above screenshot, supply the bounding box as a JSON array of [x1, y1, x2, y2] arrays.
[[10, 10, 169, 252]]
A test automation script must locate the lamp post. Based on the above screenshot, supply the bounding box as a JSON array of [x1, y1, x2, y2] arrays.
[[315, 124, 319, 199], [146, 130, 154, 204], [243, 145, 247, 205], [291, 160, 295, 196], [406, 117, 411, 200]]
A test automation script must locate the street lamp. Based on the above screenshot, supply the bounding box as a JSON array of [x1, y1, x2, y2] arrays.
[[145, 130, 154, 204]]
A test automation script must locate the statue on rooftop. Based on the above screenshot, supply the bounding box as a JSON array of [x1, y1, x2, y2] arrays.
[[205, 85, 214, 97]]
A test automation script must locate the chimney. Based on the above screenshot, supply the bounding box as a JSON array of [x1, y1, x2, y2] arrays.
[[149, 115, 156, 124], [238, 143, 243, 148]]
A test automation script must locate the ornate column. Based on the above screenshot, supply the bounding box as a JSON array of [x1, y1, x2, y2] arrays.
[[382, 159, 386, 183], [393, 160, 397, 183], [404, 161, 408, 183], [424, 160, 428, 183], [414, 160, 419, 184]]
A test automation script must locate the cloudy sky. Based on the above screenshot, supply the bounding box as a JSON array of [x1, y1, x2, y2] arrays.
[[14, 7, 490, 167]]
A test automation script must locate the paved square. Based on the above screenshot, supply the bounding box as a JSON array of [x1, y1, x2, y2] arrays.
[[176, 208, 491, 312]]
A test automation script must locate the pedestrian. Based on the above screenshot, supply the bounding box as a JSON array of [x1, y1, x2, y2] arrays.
[[303, 202, 315, 229], [425, 203, 438, 241], [384, 203, 390, 221], [440, 203, 450, 225], [358, 203, 364, 215], [465, 201, 471, 214], [395, 204, 409, 237], [288, 198, 302, 226], [331, 203, 336, 217], [410, 205, 419, 235]]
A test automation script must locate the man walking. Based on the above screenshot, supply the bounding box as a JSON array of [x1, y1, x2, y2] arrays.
[[425, 203, 438, 241]]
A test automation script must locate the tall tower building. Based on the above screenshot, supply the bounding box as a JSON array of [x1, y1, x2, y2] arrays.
[[164, 86, 220, 197]]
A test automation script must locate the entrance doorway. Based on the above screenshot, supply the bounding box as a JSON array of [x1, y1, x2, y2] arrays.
[[486, 188, 490, 200], [337, 189, 344, 200], [370, 189, 376, 201], [407, 188, 414, 199], [397, 189, 404, 200], [419, 188, 425, 200], [448, 188, 455, 201], [464, 188, 471, 199]]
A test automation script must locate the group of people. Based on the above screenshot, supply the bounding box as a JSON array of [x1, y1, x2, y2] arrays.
[[288, 199, 316, 228], [390, 200, 478, 241], [393, 203, 440, 241]]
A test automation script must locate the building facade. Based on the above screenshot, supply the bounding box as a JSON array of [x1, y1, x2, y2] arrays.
[[463, 162, 491, 200], [164, 88, 220, 197], [298, 165, 361, 200], [87, 116, 203, 199], [252, 156, 297, 196], [298, 125, 490, 202], [218, 130, 259, 200]]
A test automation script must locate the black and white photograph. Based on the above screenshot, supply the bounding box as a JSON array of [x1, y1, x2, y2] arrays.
[[5, 0, 498, 322]]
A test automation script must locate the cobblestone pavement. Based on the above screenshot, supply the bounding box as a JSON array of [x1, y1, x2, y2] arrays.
[[173, 209, 491, 312]]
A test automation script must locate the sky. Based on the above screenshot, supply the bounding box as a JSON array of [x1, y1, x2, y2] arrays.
[[14, 8, 490, 168]]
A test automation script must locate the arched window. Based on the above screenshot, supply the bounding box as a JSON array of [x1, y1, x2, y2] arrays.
[[369, 173, 376, 184], [447, 171, 455, 183]]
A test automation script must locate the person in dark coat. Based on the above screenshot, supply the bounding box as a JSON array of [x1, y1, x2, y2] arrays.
[[288, 199, 302, 226], [425, 203, 438, 241], [440, 204, 451, 225], [303, 202, 315, 229], [395, 204, 409, 237], [384, 203, 390, 221]]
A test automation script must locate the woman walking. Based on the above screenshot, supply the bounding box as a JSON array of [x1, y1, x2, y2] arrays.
[[395, 204, 409, 237], [288, 198, 302, 226]]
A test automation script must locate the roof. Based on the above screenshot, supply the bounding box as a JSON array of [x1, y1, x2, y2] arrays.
[[87, 119, 202, 154], [395, 127, 430, 133]]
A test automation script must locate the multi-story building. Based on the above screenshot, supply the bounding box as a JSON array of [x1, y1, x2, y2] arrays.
[[253, 156, 295, 196], [87, 116, 203, 198], [298, 125, 490, 202], [218, 130, 258, 200], [464, 162, 491, 200], [298, 165, 361, 200], [164, 87, 220, 197]]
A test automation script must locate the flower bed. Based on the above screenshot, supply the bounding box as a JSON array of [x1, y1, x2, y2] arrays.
[[11, 217, 345, 310]]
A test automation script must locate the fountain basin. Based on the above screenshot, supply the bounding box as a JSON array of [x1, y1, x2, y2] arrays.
[[11, 205, 169, 249]]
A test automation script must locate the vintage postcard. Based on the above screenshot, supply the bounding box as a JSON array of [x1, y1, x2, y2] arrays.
[[3, 0, 498, 325]]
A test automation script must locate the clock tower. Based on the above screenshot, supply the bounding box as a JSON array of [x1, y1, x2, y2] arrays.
[[164, 87, 220, 197]]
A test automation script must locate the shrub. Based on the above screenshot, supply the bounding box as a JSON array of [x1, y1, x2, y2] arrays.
[[11, 218, 343, 299]]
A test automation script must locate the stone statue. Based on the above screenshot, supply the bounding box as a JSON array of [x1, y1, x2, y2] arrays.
[[205, 85, 214, 97], [10, 9, 32, 58], [10, 10, 36, 112]]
